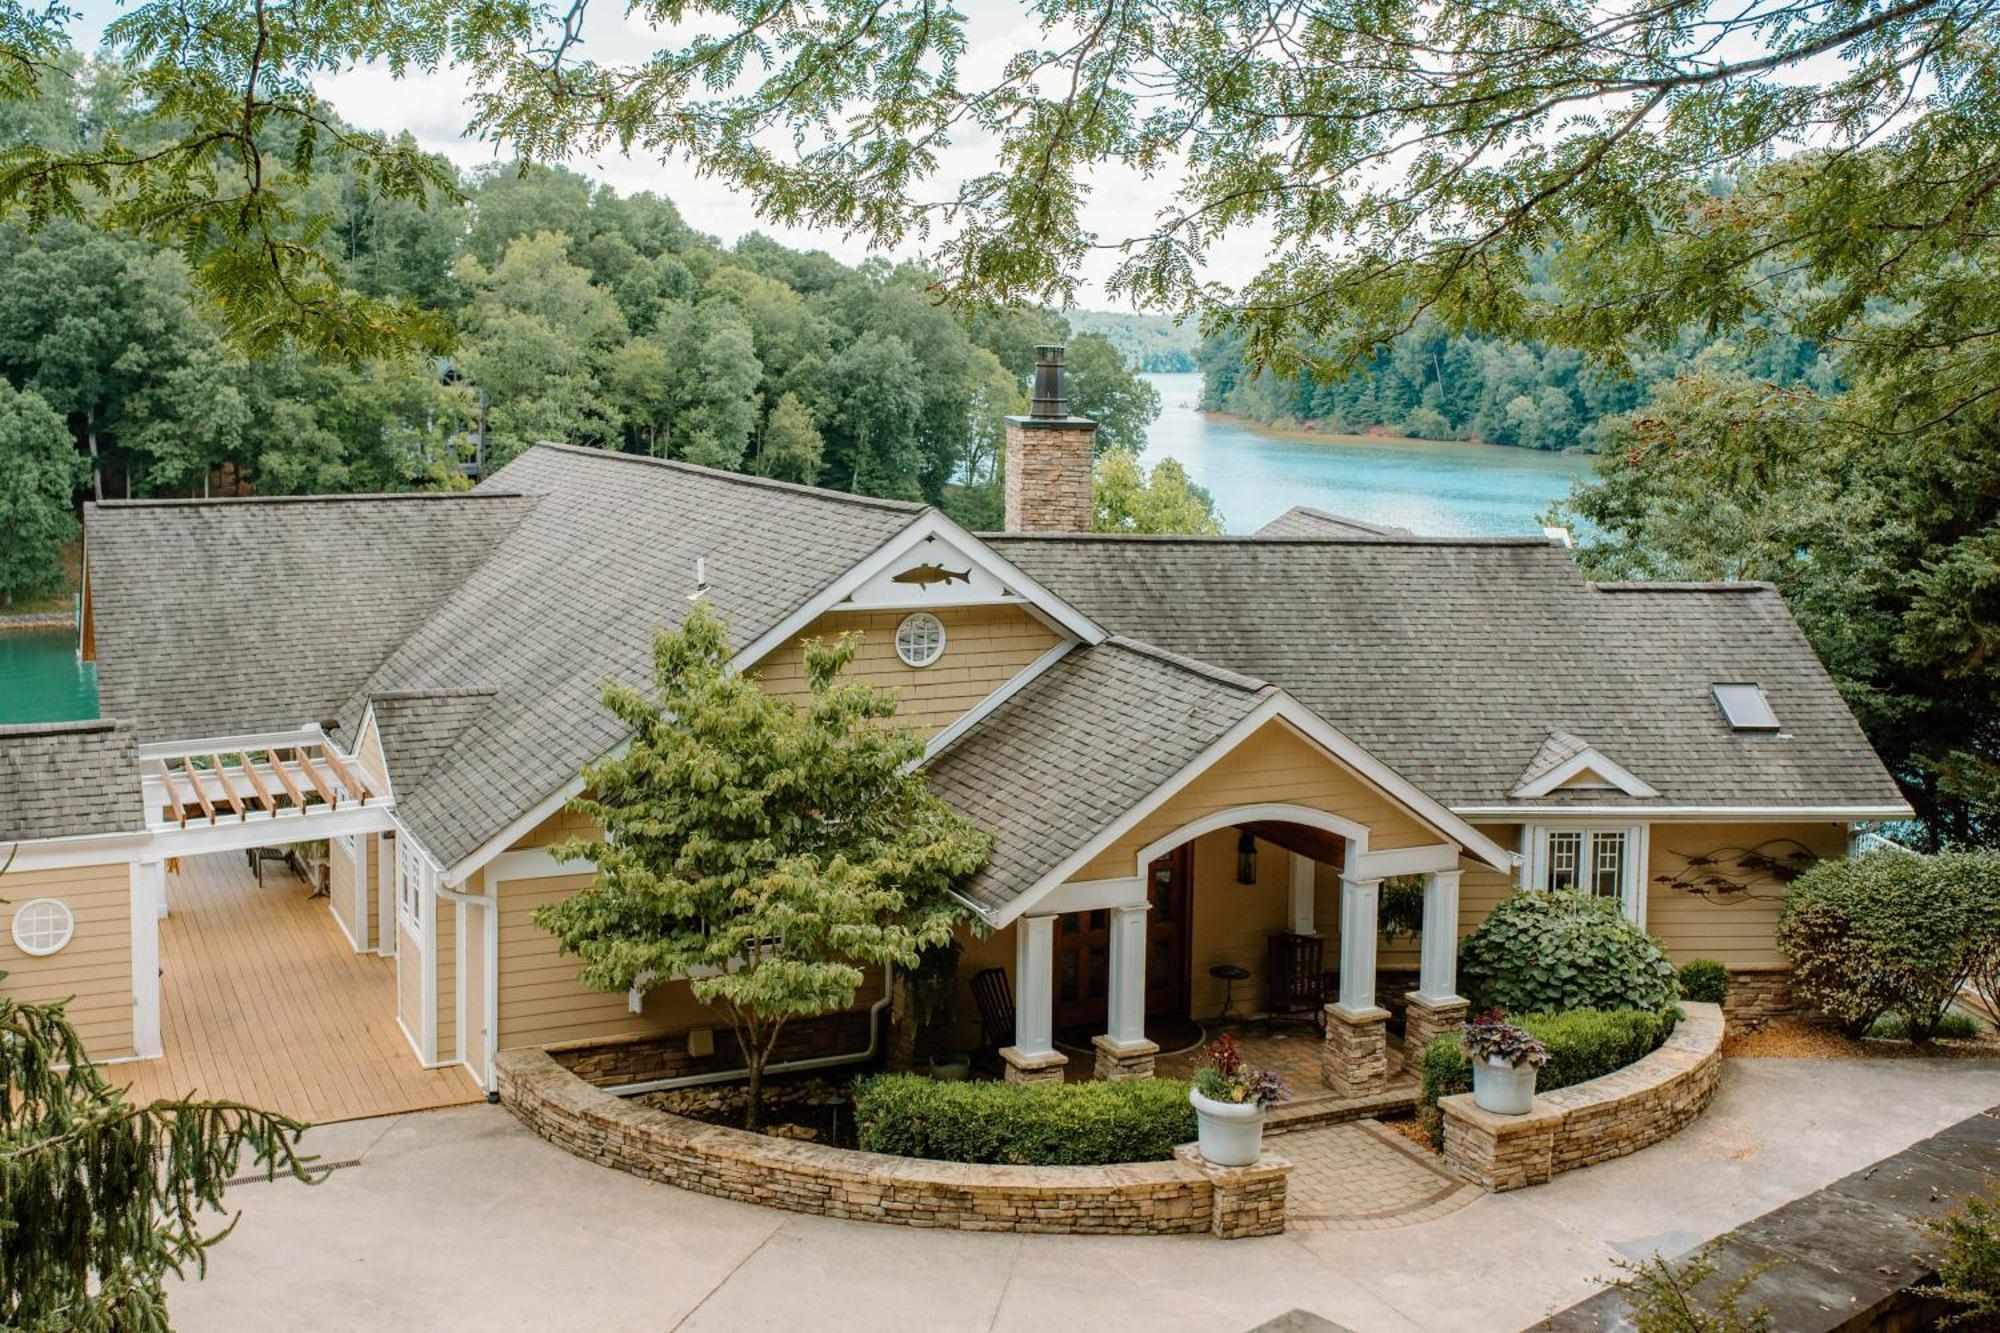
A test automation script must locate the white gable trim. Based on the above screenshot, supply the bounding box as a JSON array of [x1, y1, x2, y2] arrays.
[[1452, 802, 1914, 820], [1511, 747, 1659, 799], [731, 511, 1105, 671], [983, 692, 1512, 927], [351, 701, 396, 804]]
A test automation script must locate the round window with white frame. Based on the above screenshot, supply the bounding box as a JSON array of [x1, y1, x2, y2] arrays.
[[11, 898, 75, 957], [894, 612, 947, 668]]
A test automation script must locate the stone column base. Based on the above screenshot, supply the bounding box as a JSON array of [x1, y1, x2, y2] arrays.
[[1322, 1003, 1390, 1098], [1091, 1035, 1159, 1081], [1174, 1144, 1290, 1238], [999, 1046, 1068, 1085], [1403, 993, 1470, 1055]]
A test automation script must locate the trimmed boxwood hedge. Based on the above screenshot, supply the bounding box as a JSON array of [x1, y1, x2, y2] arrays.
[[1417, 1007, 1679, 1145], [1677, 958, 1730, 1004], [852, 1073, 1197, 1165]]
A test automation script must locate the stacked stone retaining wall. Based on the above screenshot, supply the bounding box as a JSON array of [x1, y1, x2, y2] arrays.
[[1440, 1002, 1725, 1192], [496, 1047, 1288, 1237]]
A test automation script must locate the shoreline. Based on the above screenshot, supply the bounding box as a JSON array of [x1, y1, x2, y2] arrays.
[[0, 611, 76, 633], [1197, 405, 1594, 458]]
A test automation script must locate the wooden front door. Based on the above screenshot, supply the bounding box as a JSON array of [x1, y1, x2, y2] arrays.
[[1053, 846, 1192, 1031]]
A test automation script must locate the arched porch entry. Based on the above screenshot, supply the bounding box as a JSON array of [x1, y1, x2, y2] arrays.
[[1003, 802, 1470, 1096]]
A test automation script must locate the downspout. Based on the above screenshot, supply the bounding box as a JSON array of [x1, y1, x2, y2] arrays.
[[603, 968, 895, 1098]]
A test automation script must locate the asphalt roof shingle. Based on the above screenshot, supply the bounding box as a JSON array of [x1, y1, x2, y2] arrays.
[[0, 719, 143, 842], [1255, 506, 1411, 539], [982, 535, 1906, 812], [334, 444, 923, 867], [85, 492, 533, 742], [924, 637, 1272, 914]]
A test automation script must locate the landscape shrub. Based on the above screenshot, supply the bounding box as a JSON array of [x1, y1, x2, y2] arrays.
[[1913, 1186, 2000, 1329], [1778, 851, 2000, 1041], [1677, 959, 1730, 1005], [1865, 1011, 1982, 1042], [1459, 890, 1678, 1013], [852, 1073, 1196, 1165], [1418, 1007, 1679, 1146]]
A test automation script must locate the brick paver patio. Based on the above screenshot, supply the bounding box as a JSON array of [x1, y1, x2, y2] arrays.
[[1275, 1119, 1480, 1231]]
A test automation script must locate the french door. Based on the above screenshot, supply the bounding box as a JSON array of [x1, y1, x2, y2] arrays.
[[1052, 845, 1192, 1031]]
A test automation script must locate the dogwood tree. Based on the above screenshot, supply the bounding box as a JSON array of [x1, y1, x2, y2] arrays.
[[534, 603, 989, 1130]]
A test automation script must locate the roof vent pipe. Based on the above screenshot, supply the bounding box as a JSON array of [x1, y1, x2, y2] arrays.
[[1030, 345, 1069, 419]]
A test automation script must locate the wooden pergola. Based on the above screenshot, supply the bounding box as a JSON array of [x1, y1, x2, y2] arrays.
[[141, 729, 390, 833]]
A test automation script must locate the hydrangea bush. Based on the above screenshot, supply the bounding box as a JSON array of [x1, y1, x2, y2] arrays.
[[1459, 890, 1678, 1014]]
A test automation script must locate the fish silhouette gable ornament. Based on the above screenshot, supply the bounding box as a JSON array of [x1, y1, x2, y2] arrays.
[[891, 563, 972, 590]]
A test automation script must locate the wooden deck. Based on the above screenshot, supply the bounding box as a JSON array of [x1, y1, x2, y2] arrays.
[[116, 852, 480, 1125]]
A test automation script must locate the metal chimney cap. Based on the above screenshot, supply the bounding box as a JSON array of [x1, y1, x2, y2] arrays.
[[1030, 344, 1069, 419]]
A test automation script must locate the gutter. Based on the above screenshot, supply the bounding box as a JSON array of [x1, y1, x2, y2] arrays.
[[601, 969, 895, 1098]]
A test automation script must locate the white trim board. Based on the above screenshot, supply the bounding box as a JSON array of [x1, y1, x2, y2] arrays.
[[1450, 803, 1914, 820]]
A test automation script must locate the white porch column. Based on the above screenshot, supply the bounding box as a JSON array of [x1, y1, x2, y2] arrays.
[[1415, 869, 1462, 1003], [1287, 852, 1317, 935], [130, 861, 165, 1059], [1105, 903, 1149, 1046], [1002, 915, 1066, 1084], [1404, 868, 1471, 1055], [1095, 903, 1160, 1080], [1323, 874, 1391, 1097], [1336, 875, 1383, 1012]]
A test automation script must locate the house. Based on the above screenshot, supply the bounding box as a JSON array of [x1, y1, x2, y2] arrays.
[[0, 348, 1910, 1112]]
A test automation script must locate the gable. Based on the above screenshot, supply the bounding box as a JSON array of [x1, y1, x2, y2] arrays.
[[750, 604, 1062, 736], [1072, 717, 1446, 882]]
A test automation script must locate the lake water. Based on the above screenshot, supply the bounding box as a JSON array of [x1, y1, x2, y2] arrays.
[[0, 628, 98, 724], [1137, 372, 1593, 535]]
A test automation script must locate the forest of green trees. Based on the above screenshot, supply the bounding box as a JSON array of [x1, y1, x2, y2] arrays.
[[0, 60, 1175, 607], [1197, 311, 1839, 450]]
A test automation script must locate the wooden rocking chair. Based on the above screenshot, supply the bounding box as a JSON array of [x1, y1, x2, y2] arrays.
[[969, 967, 1015, 1051], [1265, 932, 1327, 1035]]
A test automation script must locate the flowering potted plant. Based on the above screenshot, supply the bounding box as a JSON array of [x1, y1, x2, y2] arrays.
[[1464, 1008, 1548, 1115], [1188, 1034, 1287, 1166]]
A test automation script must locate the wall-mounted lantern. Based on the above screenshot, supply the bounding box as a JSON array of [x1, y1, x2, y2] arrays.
[[1236, 831, 1258, 886]]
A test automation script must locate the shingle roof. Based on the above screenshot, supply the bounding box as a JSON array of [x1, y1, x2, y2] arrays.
[[1256, 506, 1411, 539], [366, 690, 497, 804], [1513, 730, 1594, 791], [86, 492, 533, 743], [981, 535, 1907, 811], [924, 638, 1273, 914], [338, 444, 923, 868], [0, 719, 143, 842]]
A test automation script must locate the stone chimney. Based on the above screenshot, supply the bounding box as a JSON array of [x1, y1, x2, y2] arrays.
[[1004, 345, 1097, 532]]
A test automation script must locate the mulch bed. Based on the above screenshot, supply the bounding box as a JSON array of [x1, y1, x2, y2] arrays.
[[1724, 1017, 2000, 1061]]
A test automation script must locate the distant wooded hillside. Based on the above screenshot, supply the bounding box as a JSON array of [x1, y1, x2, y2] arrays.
[[1066, 311, 1202, 373]]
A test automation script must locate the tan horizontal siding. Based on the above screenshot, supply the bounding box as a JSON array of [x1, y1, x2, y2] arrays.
[[1645, 821, 1848, 968], [435, 894, 457, 1063], [1073, 719, 1438, 883], [751, 605, 1060, 737], [0, 862, 135, 1059]]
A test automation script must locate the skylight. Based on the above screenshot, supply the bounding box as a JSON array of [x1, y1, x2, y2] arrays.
[[1713, 683, 1780, 732]]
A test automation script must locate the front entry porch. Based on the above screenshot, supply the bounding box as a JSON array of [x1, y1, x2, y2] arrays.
[[998, 803, 1472, 1100]]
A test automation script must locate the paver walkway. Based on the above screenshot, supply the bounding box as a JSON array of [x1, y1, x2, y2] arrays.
[[1278, 1120, 1480, 1231], [168, 1057, 2000, 1332]]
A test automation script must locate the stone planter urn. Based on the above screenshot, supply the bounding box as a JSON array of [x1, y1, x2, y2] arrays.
[[1471, 1055, 1538, 1115], [1189, 1088, 1267, 1167], [928, 1052, 971, 1081]]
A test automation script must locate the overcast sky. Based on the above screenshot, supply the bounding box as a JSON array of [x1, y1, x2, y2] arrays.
[[71, 0, 1268, 309]]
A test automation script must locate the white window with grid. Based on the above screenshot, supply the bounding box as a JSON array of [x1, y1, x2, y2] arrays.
[[397, 838, 426, 931], [1526, 824, 1647, 923]]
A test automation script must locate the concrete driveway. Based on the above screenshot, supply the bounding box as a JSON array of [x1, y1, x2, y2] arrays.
[[168, 1058, 2000, 1332]]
